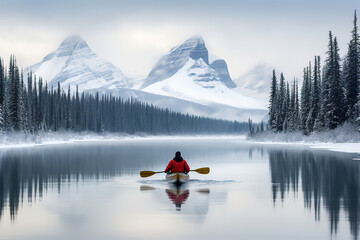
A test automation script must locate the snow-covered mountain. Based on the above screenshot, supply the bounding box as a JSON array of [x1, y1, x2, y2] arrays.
[[233, 63, 278, 107], [234, 63, 277, 96], [24, 35, 268, 122], [24, 35, 131, 91], [141, 36, 236, 89], [141, 36, 265, 111]]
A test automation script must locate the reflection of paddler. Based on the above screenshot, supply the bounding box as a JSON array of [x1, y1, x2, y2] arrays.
[[166, 189, 190, 211]]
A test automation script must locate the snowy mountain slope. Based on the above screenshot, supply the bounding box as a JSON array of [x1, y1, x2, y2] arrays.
[[144, 58, 265, 110], [86, 87, 267, 122], [24, 35, 131, 91], [234, 63, 277, 96], [140, 36, 235, 89], [233, 63, 279, 106], [210, 59, 236, 88], [141, 36, 266, 111]]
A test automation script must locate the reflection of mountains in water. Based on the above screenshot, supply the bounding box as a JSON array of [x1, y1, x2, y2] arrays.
[[269, 149, 360, 239], [0, 144, 158, 221]]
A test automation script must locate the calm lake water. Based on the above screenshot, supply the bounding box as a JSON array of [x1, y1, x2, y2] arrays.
[[0, 137, 359, 240]]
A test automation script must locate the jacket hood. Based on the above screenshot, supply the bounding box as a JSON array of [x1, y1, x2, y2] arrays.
[[173, 156, 183, 162]]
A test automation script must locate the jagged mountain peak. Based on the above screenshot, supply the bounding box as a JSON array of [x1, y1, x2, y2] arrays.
[[173, 35, 208, 64], [25, 35, 129, 91], [210, 59, 236, 88], [141, 36, 212, 88], [59, 35, 88, 50], [42, 35, 89, 61], [169, 35, 205, 51], [186, 35, 205, 43]]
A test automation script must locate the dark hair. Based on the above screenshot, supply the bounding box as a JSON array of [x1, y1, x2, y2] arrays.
[[173, 151, 183, 162]]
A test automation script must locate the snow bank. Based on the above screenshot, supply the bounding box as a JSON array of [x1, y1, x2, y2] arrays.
[[0, 131, 153, 149], [0, 131, 246, 149], [249, 123, 360, 154]]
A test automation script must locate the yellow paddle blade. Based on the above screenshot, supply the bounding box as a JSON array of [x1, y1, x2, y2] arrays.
[[140, 170, 165, 178], [140, 171, 156, 178], [192, 167, 210, 174]]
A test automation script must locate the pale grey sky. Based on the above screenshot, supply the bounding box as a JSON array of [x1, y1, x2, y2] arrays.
[[0, 0, 359, 79]]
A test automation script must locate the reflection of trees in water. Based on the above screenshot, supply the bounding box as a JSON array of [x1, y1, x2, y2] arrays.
[[0, 145, 153, 222], [269, 149, 360, 239]]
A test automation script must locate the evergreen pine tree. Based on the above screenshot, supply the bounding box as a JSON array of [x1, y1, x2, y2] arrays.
[[0, 58, 4, 110], [269, 70, 278, 130], [345, 11, 360, 122], [277, 73, 286, 132], [322, 32, 335, 130], [0, 104, 3, 132], [288, 80, 296, 131], [0, 58, 4, 131], [36, 78, 43, 129], [327, 37, 345, 129], [311, 56, 321, 132], [75, 85, 80, 131], [314, 64, 327, 131], [19, 70, 26, 131], [26, 72, 34, 132], [66, 85, 71, 129], [248, 118, 254, 136], [8, 55, 22, 131], [301, 67, 311, 134], [283, 82, 290, 132], [295, 80, 300, 130]]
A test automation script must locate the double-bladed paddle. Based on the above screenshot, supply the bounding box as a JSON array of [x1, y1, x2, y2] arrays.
[[140, 167, 210, 178]]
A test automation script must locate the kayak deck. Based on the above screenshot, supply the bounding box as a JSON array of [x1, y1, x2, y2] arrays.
[[166, 173, 189, 184]]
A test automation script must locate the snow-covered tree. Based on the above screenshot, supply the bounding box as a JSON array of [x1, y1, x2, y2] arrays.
[[344, 11, 360, 122], [310, 56, 322, 132], [269, 70, 278, 130], [0, 58, 4, 131], [0, 58, 4, 110], [288, 80, 296, 131], [295, 80, 300, 130], [283, 82, 290, 132], [301, 67, 312, 134], [327, 37, 345, 129], [277, 73, 286, 131], [8, 56, 22, 131]]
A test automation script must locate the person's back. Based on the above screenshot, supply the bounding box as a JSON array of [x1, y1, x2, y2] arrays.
[[165, 151, 190, 173]]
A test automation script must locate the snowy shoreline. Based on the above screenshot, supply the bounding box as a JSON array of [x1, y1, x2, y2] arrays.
[[247, 123, 360, 154], [0, 131, 247, 150], [0, 130, 359, 155], [248, 140, 360, 154]]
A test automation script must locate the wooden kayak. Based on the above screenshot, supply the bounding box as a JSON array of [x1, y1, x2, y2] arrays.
[[166, 173, 189, 184]]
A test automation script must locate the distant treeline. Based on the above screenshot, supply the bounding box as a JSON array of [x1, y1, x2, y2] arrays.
[[0, 56, 247, 135], [267, 11, 360, 135]]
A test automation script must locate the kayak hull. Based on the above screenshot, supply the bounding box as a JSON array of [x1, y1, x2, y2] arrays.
[[166, 173, 189, 184]]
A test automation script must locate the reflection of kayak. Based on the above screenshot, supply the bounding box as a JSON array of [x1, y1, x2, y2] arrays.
[[166, 173, 189, 184], [166, 188, 190, 211]]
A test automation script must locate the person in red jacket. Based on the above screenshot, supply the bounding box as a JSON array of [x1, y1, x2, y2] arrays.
[[165, 151, 190, 173]]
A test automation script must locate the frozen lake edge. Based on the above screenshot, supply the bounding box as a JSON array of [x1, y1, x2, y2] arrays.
[[0, 131, 358, 154]]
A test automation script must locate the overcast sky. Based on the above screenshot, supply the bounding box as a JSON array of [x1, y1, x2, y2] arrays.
[[0, 0, 359, 80]]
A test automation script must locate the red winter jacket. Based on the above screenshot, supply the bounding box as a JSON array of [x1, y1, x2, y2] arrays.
[[165, 159, 190, 173]]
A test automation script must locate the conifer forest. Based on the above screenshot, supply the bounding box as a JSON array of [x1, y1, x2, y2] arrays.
[[268, 12, 360, 135]]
